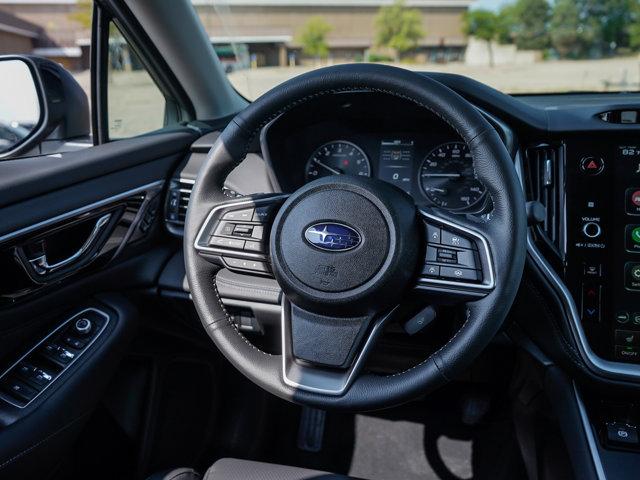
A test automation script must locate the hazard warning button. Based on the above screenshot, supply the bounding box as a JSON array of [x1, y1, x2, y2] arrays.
[[579, 156, 605, 175]]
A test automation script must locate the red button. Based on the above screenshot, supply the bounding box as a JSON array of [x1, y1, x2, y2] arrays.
[[580, 156, 604, 175], [632, 190, 640, 207]]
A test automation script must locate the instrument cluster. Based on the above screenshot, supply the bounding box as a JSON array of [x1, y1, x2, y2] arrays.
[[302, 137, 486, 213], [263, 91, 488, 213]]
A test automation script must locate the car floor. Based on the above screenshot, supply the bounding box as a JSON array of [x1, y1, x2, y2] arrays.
[[62, 300, 527, 480]]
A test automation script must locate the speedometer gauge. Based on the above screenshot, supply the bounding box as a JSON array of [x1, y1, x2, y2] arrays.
[[419, 142, 486, 211], [305, 141, 371, 181]]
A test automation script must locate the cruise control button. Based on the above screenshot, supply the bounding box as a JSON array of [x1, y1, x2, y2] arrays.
[[615, 330, 640, 346], [244, 241, 264, 253], [422, 264, 440, 277], [440, 266, 478, 281], [455, 249, 477, 269], [233, 224, 254, 237], [425, 224, 441, 244], [208, 236, 245, 249], [251, 225, 265, 241], [222, 208, 254, 221], [441, 230, 474, 249], [223, 257, 269, 273]]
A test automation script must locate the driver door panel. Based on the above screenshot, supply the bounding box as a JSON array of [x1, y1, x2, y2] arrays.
[[0, 130, 196, 479]]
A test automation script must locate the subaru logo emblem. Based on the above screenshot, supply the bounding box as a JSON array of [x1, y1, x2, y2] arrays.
[[304, 223, 361, 251]]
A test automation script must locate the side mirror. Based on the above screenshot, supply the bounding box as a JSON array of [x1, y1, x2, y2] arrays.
[[0, 55, 90, 159]]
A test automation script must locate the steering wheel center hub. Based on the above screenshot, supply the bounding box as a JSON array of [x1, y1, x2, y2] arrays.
[[270, 176, 420, 315]]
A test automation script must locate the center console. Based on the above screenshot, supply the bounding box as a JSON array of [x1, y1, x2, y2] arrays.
[[564, 135, 640, 365]]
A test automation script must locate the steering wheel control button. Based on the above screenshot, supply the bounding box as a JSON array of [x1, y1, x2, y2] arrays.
[[243, 241, 264, 253], [425, 224, 441, 244], [633, 313, 640, 325], [209, 236, 245, 249], [440, 266, 478, 281], [222, 208, 254, 221], [252, 205, 277, 223], [223, 257, 269, 273], [579, 156, 604, 175], [215, 222, 236, 236], [626, 225, 640, 252], [441, 229, 474, 249], [422, 265, 440, 277], [74, 317, 92, 336], [626, 189, 640, 215], [404, 306, 436, 336], [606, 423, 640, 446], [582, 221, 602, 239], [625, 263, 640, 291]]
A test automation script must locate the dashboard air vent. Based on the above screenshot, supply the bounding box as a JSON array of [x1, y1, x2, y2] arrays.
[[165, 178, 193, 226], [523, 144, 564, 253]]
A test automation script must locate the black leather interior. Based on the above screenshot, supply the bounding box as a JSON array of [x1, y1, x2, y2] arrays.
[[184, 63, 528, 410]]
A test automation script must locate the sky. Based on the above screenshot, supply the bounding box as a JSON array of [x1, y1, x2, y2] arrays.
[[471, 0, 513, 10]]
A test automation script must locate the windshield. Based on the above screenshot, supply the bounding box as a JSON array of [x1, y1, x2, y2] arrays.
[[194, 0, 640, 99]]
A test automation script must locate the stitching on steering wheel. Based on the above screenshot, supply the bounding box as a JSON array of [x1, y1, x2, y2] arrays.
[[211, 271, 272, 357]]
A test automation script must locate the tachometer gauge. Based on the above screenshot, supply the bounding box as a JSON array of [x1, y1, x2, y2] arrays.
[[305, 141, 371, 181], [419, 142, 486, 211]]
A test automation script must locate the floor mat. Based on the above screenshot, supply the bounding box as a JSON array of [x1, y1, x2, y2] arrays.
[[350, 414, 472, 480]]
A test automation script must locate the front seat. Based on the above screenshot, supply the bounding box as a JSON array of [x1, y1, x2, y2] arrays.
[[150, 458, 360, 480]]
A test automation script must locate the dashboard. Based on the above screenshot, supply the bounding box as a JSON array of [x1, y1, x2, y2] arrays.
[[263, 92, 489, 214], [166, 78, 640, 385]]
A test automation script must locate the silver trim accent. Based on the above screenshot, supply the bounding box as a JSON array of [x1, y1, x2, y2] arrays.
[[280, 299, 395, 395], [26, 214, 112, 275], [517, 150, 640, 381], [194, 195, 289, 260], [0, 180, 165, 245], [417, 209, 496, 291], [0, 307, 110, 409], [573, 383, 607, 480]]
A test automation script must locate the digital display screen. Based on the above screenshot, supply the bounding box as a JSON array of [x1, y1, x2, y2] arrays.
[[378, 139, 414, 194]]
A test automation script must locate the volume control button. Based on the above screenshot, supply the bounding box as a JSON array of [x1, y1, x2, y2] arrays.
[[582, 222, 602, 239]]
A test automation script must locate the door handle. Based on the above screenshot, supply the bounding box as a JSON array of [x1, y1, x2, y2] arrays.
[[26, 213, 112, 276]]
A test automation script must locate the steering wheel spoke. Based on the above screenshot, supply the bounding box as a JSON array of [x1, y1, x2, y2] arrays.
[[193, 193, 288, 275], [281, 298, 396, 395], [413, 208, 496, 302]]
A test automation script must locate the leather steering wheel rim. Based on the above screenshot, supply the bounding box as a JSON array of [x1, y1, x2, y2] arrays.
[[184, 64, 527, 410]]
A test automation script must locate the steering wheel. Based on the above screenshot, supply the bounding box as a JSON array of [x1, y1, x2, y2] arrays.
[[184, 64, 526, 410]]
